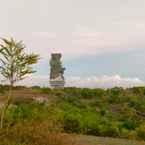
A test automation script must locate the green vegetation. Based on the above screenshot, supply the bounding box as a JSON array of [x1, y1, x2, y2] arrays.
[[0, 37, 39, 128], [1, 86, 145, 144]]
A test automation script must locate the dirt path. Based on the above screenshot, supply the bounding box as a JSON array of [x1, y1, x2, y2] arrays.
[[73, 135, 145, 145]]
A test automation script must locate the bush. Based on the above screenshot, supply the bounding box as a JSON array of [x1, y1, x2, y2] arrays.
[[5, 102, 51, 126], [121, 119, 137, 130], [136, 123, 145, 140], [1, 86, 145, 141]]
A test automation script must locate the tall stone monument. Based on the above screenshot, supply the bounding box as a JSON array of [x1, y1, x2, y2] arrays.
[[49, 53, 65, 88]]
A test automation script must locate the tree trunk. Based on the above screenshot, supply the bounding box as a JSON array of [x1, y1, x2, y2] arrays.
[[0, 84, 13, 129]]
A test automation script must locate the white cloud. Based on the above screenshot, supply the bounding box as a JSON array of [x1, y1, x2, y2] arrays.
[[15, 75, 49, 87], [67, 75, 145, 88], [5, 74, 144, 88]]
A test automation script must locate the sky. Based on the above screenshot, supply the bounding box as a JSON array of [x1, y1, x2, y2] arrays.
[[0, 0, 145, 88]]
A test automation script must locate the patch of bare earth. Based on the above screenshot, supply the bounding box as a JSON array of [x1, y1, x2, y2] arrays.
[[73, 135, 145, 145]]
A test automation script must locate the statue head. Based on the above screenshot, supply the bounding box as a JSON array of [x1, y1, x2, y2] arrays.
[[51, 53, 61, 61]]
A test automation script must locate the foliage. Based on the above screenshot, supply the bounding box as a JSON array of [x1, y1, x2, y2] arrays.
[[0, 37, 39, 85], [0, 37, 39, 128], [1, 86, 145, 142]]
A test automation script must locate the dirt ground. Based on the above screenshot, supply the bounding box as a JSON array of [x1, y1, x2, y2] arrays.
[[73, 135, 145, 145]]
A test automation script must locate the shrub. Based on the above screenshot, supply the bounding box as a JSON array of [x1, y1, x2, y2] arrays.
[[136, 123, 145, 140], [121, 119, 137, 130], [5, 102, 51, 126], [1, 86, 145, 141], [98, 123, 120, 137], [80, 88, 95, 99]]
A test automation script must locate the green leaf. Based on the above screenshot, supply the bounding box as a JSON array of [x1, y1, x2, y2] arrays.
[[0, 37, 40, 84]]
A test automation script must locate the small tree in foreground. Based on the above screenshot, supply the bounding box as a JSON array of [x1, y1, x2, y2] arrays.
[[0, 37, 39, 128]]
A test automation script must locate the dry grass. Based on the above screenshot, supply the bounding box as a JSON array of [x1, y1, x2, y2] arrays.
[[0, 120, 145, 145], [0, 120, 74, 145]]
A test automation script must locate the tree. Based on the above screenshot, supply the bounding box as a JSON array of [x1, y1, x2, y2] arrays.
[[0, 37, 39, 128]]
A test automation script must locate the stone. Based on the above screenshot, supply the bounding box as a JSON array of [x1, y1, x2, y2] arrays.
[[49, 53, 65, 88]]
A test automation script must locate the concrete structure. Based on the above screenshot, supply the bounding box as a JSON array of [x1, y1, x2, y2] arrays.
[[49, 53, 65, 88]]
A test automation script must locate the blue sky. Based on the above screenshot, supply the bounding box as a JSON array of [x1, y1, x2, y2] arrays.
[[25, 47, 144, 88], [0, 0, 145, 87], [64, 49, 145, 79], [36, 48, 145, 78]]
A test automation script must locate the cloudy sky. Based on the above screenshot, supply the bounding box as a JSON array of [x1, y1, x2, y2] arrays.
[[0, 0, 145, 88]]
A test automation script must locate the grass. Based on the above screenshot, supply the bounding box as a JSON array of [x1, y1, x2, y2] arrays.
[[0, 123, 144, 145], [0, 120, 73, 145]]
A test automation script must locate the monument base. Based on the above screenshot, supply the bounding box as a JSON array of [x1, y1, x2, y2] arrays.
[[49, 80, 65, 88]]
